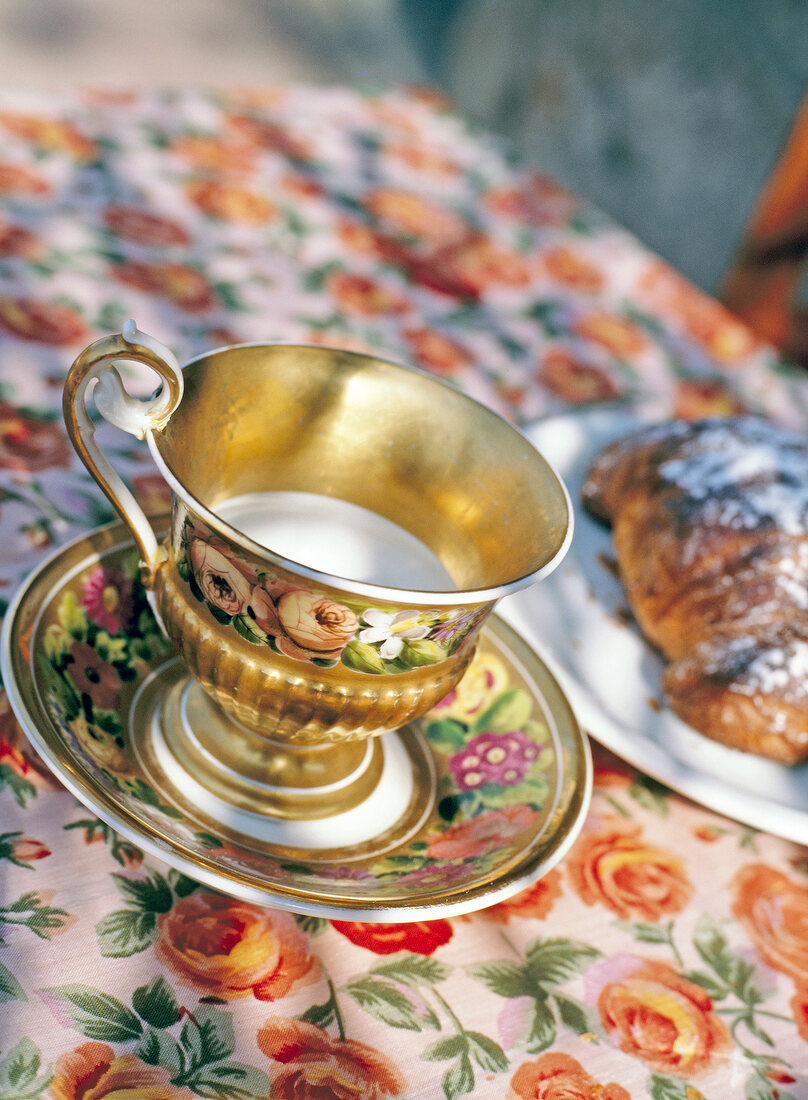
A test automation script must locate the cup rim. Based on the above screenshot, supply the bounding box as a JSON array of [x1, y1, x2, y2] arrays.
[[147, 340, 574, 607]]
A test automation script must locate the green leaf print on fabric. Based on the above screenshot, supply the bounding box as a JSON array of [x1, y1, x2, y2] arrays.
[[467, 934, 602, 1054], [0, 961, 26, 1004], [40, 985, 144, 1042], [95, 869, 198, 957], [0, 1037, 52, 1100]]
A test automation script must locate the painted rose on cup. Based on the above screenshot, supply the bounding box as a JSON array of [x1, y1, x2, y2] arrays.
[[188, 537, 254, 616], [178, 519, 480, 673], [275, 589, 359, 660]]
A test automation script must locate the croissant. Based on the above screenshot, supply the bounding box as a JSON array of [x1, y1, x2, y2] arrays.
[[582, 416, 808, 765]]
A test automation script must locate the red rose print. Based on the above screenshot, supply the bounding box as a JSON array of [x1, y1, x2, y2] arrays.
[[104, 205, 190, 247], [331, 919, 453, 955], [542, 245, 605, 293], [538, 348, 622, 404], [112, 261, 215, 312], [0, 297, 88, 345], [478, 869, 563, 923], [0, 402, 71, 471]]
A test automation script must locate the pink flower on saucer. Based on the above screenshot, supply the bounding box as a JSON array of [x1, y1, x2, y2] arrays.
[[81, 564, 133, 634], [449, 730, 541, 791], [426, 805, 539, 861]]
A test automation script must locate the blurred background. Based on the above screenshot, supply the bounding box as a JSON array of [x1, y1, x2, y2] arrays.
[[1, 0, 805, 297]]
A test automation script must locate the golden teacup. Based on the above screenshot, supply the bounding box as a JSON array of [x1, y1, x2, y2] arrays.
[[63, 322, 571, 844]]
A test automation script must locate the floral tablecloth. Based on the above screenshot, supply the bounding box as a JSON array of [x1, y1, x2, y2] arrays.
[[1, 84, 807, 1100]]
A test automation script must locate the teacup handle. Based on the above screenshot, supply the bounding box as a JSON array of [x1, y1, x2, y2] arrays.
[[63, 319, 184, 582]]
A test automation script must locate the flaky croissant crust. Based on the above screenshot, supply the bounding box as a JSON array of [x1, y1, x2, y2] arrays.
[[583, 416, 808, 764]]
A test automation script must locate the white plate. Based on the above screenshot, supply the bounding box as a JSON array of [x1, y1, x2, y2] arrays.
[[500, 406, 808, 843]]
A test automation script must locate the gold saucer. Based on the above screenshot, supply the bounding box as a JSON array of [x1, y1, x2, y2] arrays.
[[1, 519, 591, 919]]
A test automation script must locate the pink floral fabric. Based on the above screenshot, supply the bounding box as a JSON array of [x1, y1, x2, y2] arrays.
[[1, 85, 807, 1099]]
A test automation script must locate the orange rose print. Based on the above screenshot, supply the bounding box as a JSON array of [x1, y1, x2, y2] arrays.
[[405, 327, 472, 374], [112, 261, 215, 312], [538, 348, 622, 404], [0, 689, 58, 789], [574, 312, 646, 358], [508, 1051, 630, 1100], [365, 187, 468, 248], [731, 863, 808, 984], [0, 112, 95, 159], [280, 172, 324, 200], [257, 1017, 405, 1100], [328, 271, 408, 316], [639, 261, 758, 362], [673, 378, 746, 419], [0, 161, 49, 195], [435, 235, 534, 295], [567, 817, 692, 920], [485, 174, 580, 227], [587, 955, 730, 1077], [386, 142, 457, 176], [0, 219, 40, 259], [104, 205, 190, 247], [50, 1040, 193, 1099], [542, 245, 605, 293], [227, 115, 311, 160], [155, 892, 317, 1000], [171, 133, 257, 174], [0, 401, 71, 471], [6, 835, 50, 863], [305, 329, 384, 357], [186, 179, 277, 224], [337, 220, 387, 258], [478, 868, 562, 923], [0, 296, 88, 345]]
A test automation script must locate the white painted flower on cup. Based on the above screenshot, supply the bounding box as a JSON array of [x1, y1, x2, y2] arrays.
[[188, 538, 253, 616], [359, 609, 434, 660]]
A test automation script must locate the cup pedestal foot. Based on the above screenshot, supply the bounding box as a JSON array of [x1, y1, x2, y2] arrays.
[[132, 658, 435, 855]]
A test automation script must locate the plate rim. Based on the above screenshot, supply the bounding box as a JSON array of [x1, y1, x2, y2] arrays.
[[1, 517, 593, 921]]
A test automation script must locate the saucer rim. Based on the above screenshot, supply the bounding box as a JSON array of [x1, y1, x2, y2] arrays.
[[1, 517, 592, 921]]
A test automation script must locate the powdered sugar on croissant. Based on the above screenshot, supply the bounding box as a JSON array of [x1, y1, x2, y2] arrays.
[[583, 416, 808, 764]]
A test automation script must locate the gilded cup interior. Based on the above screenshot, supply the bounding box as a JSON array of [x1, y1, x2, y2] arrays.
[[150, 344, 570, 597]]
